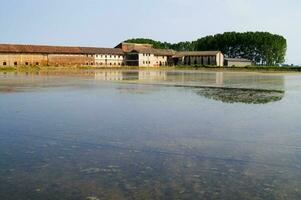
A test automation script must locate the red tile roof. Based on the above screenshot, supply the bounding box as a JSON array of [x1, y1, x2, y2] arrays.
[[174, 51, 221, 57], [0, 44, 124, 55]]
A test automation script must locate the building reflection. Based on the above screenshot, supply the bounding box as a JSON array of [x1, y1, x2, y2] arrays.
[[94, 70, 167, 81], [215, 72, 224, 85], [93, 70, 286, 104], [1, 70, 286, 104]]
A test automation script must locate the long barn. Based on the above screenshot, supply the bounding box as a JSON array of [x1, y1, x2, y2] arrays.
[[0, 44, 124, 67], [0, 43, 243, 67]]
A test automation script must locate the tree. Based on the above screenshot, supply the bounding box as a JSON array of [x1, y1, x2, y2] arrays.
[[125, 32, 287, 65]]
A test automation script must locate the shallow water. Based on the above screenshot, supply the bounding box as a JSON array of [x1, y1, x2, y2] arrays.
[[0, 70, 301, 200]]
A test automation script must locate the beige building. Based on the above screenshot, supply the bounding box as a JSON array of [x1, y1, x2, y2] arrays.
[[93, 48, 124, 67], [224, 58, 252, 67], [127, 49, 174, 67], [173, 51, 224, 67], [115, 43, 174, 67]]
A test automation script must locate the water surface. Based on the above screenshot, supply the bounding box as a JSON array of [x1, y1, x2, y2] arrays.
[[0, 70, 301, 200]]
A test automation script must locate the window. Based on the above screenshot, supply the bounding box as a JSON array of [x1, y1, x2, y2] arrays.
[[25, 62, 29, 66], [14, 62, 18, 66], [3, 62, 7, 66], [36, 62, 39, 66], [105, 55, 107, 58]]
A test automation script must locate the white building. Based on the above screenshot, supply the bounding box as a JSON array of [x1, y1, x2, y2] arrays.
[[93, 48, 124, 67]]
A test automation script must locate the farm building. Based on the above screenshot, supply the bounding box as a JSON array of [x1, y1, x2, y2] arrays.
[[173, 51, 224, 67], [0, 44, 124, 67], [224, 58, 252, 67], [0, 42, 249, 68], [115, 43, 174, 67]]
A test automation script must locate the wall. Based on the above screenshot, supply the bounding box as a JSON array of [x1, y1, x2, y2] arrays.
[[48, 54, 93, 66], [183, 56, 217, 66], [139, 53, 153, 67], [0, 53, 48, 66], [226, 61, 252, 67], [0, 53, 95, 66], [153, 55, 168, 67], [94, 54, 124, 67], [216, 52, 224, 67], [138, 53, 168, 67]]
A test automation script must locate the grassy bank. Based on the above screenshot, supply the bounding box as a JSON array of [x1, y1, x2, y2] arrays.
[[0, 65, 301, 73], [173, 65, 301, 72], [0, 65, 42, 72]]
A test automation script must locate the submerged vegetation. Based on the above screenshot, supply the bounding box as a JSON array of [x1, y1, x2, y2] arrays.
[[126, 31, 287, 66], [195, 88, 284, 104]]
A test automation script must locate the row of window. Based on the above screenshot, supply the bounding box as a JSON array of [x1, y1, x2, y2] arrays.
[[95, 62, 122, 66], [142, 53, 152, 57], [155, 56, 167, 59], [95, 55, 123, 59], [187, 56, 216, 59], [1, 61, 39, 66], [142, 61, 151, 64]]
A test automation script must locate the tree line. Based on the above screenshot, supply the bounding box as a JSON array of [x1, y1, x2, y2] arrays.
[[125, 32, 287, 66]]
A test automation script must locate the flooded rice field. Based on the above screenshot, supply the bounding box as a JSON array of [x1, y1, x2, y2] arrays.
[[0, 70, 301, 200]]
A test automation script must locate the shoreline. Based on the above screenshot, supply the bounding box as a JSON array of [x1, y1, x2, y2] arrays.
[[0, 65, 301, 73]]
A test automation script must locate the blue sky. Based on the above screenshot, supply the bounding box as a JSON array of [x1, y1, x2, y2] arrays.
[[0, 0, 300, 64]]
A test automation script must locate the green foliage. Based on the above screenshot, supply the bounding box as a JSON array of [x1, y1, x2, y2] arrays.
[[125, 38, 194, 51], [125, 32, 287, 65], [124, 38, 171, 49], [194, 32, 287, 66]]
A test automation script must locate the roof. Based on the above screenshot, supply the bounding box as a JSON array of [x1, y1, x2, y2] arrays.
[[116, 42, 175, 56], [130, 48, 175, 56], [115, 43, 153, 52], [225, 58, 252, 62], [174, 51, 221, 57], [0, 44, 124, 55]]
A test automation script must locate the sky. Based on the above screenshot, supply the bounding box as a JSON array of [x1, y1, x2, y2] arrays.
[[0, 0, 300, 64]]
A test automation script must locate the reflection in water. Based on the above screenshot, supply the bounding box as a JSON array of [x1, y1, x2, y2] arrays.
[[93, 70, 285, 90], [1, 70, 300, 200], [94, 71, 167, 81], [93, 70, 286, 104]]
